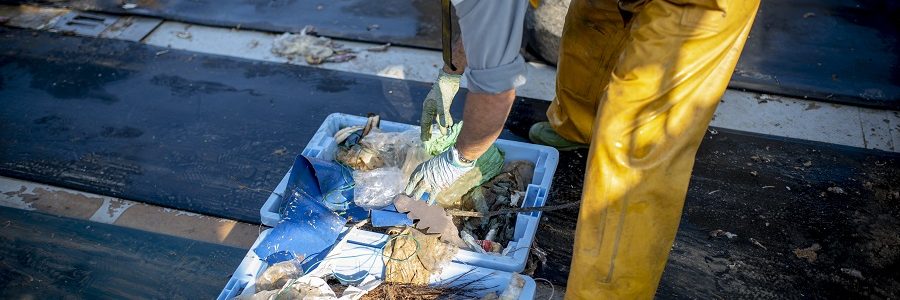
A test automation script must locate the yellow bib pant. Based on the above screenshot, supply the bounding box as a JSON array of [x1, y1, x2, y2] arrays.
[[547, 0, 761, 298]]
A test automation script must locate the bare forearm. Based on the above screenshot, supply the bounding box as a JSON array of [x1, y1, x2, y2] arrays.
[[441, 29, 516, 161], [455, 89, 516, 160], [442, 37, 467, 75]]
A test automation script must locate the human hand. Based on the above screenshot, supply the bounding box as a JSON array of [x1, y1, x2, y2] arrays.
[[420, 70, 461, 141], [404, 146, 474, 204]]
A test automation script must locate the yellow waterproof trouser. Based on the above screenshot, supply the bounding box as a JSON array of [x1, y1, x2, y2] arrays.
[[549, 0, 760, 299]]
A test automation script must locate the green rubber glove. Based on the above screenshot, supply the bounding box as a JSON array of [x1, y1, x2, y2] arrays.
[[420, 70, 462, 141]]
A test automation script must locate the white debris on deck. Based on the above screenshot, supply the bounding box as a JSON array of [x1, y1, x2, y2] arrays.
[[89, 198, 135, 223]]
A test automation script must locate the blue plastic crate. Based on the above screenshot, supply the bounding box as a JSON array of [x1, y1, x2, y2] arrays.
[[259, 113, 560, 272], [218, 229, 537, 300]]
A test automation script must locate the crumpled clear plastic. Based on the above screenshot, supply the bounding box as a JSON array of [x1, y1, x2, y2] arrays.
[[353, 167, 404, 209], [237, 275, 380, 300], [254, 258, 304, 292], [359, 129, 429, 176], [347, 129, 431, 209]]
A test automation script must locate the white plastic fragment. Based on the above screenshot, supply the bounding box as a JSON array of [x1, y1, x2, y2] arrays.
[[499, 273, 525, 300], [461, 230, 486, 254]]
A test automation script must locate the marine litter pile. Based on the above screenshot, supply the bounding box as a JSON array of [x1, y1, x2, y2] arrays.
[[238, 115, 532, 299], [335, 115, 532, 255], [271, 26, 356, 64]]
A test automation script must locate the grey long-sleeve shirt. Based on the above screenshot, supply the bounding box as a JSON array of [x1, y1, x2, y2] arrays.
[[452, 0, 529, 94]]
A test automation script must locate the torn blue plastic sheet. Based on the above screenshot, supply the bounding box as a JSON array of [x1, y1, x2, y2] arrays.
[[381, 203, 399, 212], [280, 154, 368, 221], [371, 208, 413, 227], [255, 197, 347, 268], [254, 155, 359, 269]]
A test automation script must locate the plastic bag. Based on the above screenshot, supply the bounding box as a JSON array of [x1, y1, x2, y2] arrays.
[[343, 129, 430, 209], [360, 129, 428, 173], [353, 167, 404, 209], [336, 128, 429, 173]]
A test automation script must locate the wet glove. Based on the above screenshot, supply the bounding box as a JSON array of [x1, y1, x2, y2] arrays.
[[404, 146, 475, 204], [420, 70, 462, 141]]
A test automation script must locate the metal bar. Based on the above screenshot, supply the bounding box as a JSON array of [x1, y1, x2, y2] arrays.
[[440, 0, 457, 71]]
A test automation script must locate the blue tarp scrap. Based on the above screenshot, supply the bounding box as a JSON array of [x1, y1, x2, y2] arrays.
[[255, 197, 347, 267], [281, 155, 368, 221], [371, 209, 413, 227], [256, 154, 417, 270], [256, 155, 362, 269]]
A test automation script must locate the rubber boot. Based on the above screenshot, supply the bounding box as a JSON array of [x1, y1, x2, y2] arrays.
[[528, 122, 589, 150]]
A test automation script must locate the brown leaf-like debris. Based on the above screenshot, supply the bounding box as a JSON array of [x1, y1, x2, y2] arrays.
[[393, 195, 466, 247]]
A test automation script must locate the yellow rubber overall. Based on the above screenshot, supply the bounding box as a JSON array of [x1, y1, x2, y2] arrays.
[[547, 0, 761, 299]]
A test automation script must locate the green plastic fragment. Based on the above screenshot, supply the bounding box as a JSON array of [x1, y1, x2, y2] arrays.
[[423, 123, 463, 156]]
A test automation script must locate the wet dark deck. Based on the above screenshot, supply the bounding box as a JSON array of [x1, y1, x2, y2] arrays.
[[0, 206, 245, 299]]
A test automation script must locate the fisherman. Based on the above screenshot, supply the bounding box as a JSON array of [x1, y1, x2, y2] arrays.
[[404, 0, 761, 298]]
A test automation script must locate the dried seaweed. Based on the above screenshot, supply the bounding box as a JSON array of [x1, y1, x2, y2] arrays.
[[360, 269, 491, 300], [359, 283, 447, 300]]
